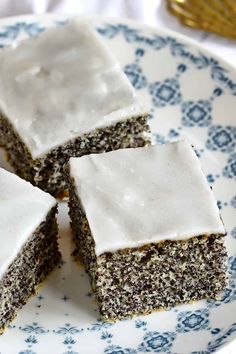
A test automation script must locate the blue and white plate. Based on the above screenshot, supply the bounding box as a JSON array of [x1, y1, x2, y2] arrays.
[[0, 14, 235, 354]]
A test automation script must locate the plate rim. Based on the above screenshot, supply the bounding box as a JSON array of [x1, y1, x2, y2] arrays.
[[0, 13, 235, 354], [0, 12, 235, 74]]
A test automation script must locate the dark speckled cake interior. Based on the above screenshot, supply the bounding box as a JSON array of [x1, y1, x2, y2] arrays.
[[67, 141, 227, 321], [0, 168, 61, 334], [0, 19, 150, 197]]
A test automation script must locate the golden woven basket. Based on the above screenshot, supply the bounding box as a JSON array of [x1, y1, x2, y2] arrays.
[[166, 0, 236, 40]]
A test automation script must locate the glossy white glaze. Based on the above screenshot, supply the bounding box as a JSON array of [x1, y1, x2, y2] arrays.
[[69, 141, 225, 256], [0, 168, 56, 279], [0, 18, 146, 159]]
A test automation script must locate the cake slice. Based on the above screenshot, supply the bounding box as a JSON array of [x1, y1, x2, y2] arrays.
[[0, 168, 60, 334], [0, 18, 149, 197], [67, 141, 227, 321]]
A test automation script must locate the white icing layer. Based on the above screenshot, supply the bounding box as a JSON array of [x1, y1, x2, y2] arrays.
[[0, 168, 56, 279], [69, 141, 225, 256], [0, 18, 146, 159]]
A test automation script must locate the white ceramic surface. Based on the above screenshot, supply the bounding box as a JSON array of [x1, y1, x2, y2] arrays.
[[0, 14, 235, 354]]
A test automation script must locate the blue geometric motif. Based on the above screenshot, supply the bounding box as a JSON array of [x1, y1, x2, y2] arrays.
[[206, 125, 236, 153], [231, 227, 236, 239], [229, 257, 236, 278], [135, 48, 145, 58], [124, 63, 147, 89], [212, 87, 224, 98], [135, 319, 147, 329], [153, 133, 168, 145], [149, 78, 182, 107], [88, 320, 113, 331], [207, 280, 236, 308], [53, 323, 83, 335], [176, 309, 209, 332], [207, 174, 215, 183], [181, 100, 212, 127], [138, 331, 176, 352], [152, 128, 181, 145], [220, 283, 236, 305], [98, 23, 236, 95], [168, 128, 180, 138], [104, 345, 137, 354], [207, 323, 236, 353], [230, 195, 236, 208], [63, 336, 76, 345], [25, 335, 37, 345], [19, 322, 49, 334], [0, 22, 44, 43], [101, 331, 113, 342], [223, 153, 236, 179], [97, 24, 167, 50]]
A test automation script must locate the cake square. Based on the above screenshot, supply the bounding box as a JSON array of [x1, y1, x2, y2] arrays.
[[0, 18, 149, 196], [0, 168, 60, 334], [67, 141, 227, 321]]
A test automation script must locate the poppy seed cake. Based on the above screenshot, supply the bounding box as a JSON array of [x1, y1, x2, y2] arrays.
[[0, 168, 60, 334], [67, 141, 227, 321], [0, 18, 150, 197]]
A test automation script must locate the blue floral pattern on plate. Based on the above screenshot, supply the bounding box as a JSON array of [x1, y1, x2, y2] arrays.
[[0, 15, 235, 354], [149, 78, 182, 107], [223, 153, 236, 179], [138, 331, 176, 353], [206, 125, 236, 153], [181, 100, 212, 127], [124, 63, 147, 89], [176, 309, 209, 333]]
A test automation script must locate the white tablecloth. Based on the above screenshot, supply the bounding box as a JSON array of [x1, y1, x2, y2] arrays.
[[0, 1, 235, 352]]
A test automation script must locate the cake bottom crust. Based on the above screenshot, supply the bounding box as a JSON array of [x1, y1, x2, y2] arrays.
[[68, 177, 228, 321]]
